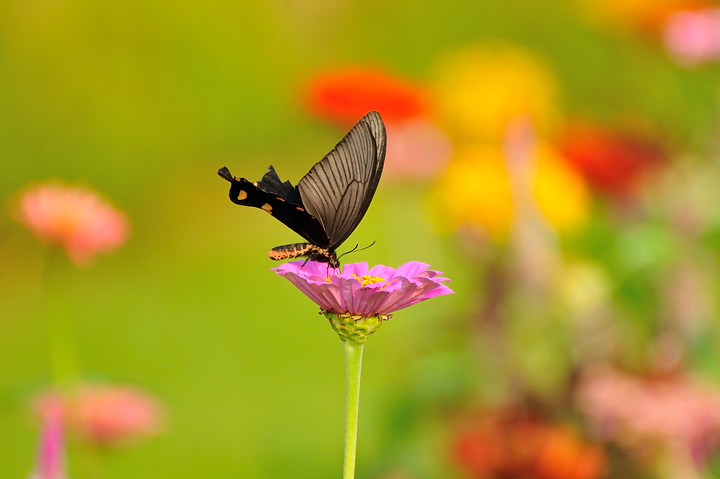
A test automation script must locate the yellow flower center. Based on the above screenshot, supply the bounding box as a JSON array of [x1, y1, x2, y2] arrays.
[[353, 274, 387, 288]]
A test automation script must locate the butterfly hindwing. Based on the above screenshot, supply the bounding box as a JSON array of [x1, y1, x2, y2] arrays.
[[218, 166, 329, 247], [298, 111, 386, 249]]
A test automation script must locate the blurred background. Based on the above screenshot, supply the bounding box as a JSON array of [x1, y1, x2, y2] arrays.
[[3, 0, 720, 478]]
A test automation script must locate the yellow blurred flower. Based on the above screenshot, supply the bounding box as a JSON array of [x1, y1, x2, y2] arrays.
[[431, 145, 513, 238], [432, 44, 559, 143], [430, 143, 588, 240], [534, 146, 590, 232]]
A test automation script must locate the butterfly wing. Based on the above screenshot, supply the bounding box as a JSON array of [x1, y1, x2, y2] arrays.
[[297, 111, 386, 250], [218, 166, 330, 247]]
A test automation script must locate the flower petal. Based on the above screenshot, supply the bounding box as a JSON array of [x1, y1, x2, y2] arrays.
[[273, 260, 452, 317]]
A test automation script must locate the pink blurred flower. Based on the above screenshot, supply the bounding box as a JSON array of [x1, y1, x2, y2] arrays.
[[383, 118, 452, 180], [576, 365, 720, 465], [663, 8, 720, 66], [32, 383, 163, 447], [30, 413, 65, 479], [15, 183, 129, 265], [272, 261, 452, 318]]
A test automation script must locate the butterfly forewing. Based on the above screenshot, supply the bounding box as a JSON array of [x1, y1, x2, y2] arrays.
[[298, 111, 386, 249], [218, 166, 330, 247]]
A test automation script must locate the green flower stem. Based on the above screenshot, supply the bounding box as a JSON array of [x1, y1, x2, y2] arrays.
[[46, 300, 77, 389], [343, 340, 364, 479], [324, 311, 388, 479], [42, 249, 78, 389]]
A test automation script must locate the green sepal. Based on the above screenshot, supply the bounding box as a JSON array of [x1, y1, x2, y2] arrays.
[[322, 311, 392, 344]]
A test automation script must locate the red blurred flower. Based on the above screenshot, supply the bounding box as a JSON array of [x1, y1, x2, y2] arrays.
[[14, 183, 129, 265], [453, 407, 605, 479], [576, 365, 720, 466], [557, 124, 666, 198], [32, 383, 163, 447], [305, 68, 428, 126]]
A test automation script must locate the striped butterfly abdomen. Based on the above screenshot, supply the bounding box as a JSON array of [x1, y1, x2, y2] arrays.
[[268, 243, 337, 266]]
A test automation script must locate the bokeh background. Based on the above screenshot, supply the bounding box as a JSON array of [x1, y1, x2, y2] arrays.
[[3, 0, 720, 478]]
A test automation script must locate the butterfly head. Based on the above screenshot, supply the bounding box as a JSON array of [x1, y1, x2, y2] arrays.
[[306, 246, 339, 269]]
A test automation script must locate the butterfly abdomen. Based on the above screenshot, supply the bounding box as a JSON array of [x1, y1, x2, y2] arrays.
[[268, 243, 316, 261], [268, 243, 337, 266]]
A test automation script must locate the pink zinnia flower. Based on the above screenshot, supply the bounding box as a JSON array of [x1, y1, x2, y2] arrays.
[[30, 413, 65, 479], [272, 260, 451, 476], [14, 183, 128, 266], [273, 261, 452, 318], [32, 384, 163, 447], [273, 261, 452, 342]]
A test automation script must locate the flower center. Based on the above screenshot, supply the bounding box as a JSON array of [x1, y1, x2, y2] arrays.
[[353, 274, 387, 288]]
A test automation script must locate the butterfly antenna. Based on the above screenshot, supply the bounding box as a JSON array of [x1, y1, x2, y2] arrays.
[[337, 241, 376, 262]]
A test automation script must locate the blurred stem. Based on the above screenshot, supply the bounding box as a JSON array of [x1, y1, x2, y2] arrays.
[[343, 340, 363, 479], [41, 248, 78, 390], [75, 441, 104, 479]]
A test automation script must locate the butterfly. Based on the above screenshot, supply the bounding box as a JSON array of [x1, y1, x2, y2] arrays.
[[218, 111, 386, 269]]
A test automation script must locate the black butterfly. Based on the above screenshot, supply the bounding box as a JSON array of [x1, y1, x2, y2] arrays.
[[218, 111, 386, 269]]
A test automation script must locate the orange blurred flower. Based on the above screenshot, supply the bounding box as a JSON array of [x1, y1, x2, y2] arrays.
[[432, 45, 559, 143], [557, 123, 666, 198], [576, 365, 720, 465], [14, 183, 129, 266], [577, 0, 710, 32], [430, 142, 589, 240], [453, 407, 605, 479], [305, 68, 428, 126], [32, 383, 163, 447]]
